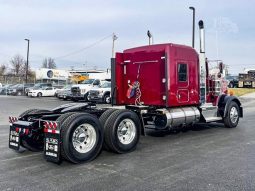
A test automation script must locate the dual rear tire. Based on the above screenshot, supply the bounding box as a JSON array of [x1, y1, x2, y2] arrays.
[[100, 109, 141, 154], [58, 109, 141, 163], [18, 109, 141, 163]]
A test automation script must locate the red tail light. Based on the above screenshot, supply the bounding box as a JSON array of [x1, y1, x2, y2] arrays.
[[9, 116, 18, 124], [43, 121, 59, 134]]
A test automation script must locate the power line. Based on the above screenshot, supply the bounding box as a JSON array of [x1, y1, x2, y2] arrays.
[[53, 34, 112, 60]]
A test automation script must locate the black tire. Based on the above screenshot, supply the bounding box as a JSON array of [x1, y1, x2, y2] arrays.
[[60, 113, 103, 163], [57, 112, 77, 127], [104, 109, 141, 153], [37, 92, 42, 97], [99, 109, 117, 150], [19, 109, 40, 120], [19, 109, 50, 120], [224, 101, 240, 128], [84, 92, 89, 102], [103, 94, 111, 104], [54, 112, 78, 161]]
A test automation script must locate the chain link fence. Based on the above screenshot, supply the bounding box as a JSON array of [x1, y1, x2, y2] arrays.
[[0, 75, 36, 85]]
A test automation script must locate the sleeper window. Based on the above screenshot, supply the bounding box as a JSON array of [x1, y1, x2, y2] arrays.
[[178, 63, 187, 82]]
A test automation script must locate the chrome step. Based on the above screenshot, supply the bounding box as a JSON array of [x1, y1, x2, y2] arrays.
[[200, 103, 217, 111], [205, 117, 222, 122]]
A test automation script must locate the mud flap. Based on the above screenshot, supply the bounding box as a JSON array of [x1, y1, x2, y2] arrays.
[[42, 120, 61, 163], [9, 125, 20, 150], [9, 121, 35, 151], [44, 132, 61, 163]]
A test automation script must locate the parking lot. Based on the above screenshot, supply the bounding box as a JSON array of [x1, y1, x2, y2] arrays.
[[0, 95, 255, 190]]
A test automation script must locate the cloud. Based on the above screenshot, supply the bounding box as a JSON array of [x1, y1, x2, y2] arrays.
[[0, 0, 254, 75]]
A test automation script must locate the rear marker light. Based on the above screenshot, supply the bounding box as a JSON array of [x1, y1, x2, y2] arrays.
[[14, 127, 29, 135], [9, 116, 18, 124], [43, 121, 59, 134]]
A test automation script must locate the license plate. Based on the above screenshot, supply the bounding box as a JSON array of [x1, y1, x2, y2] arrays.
[[44, 134, 61, 163], [9, 127, 20, 150]]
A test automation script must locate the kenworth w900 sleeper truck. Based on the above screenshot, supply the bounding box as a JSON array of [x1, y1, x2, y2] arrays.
[[8, 20, 243, 164]]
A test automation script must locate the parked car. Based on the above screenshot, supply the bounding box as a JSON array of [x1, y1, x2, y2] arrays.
[[56, 85, 72, 97], [0, 84, 13, 95], [8, 83, 34, 96], [28, 87, 59, 97], [58, 89, 72, 100], [226, 75, 238, 88], [71, 79, 109, 101], [7, 84, 21, 95], [88, 81, 111, 103], [25, 83, 52, 96]]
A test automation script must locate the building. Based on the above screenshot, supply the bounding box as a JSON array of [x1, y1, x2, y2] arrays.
[[35, 68, 111, 85]]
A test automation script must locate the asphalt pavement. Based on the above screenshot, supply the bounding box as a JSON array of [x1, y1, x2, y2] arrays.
[[0, 95, 255, 191]]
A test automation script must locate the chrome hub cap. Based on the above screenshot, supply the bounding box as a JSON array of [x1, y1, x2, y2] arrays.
[[117, 119, 136, 145], [72, 123, 96, 153], [106, 96, 111, 104], [230, 107, 238, 124]]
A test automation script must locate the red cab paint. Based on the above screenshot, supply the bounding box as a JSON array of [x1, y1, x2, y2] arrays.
[[115, 43, 200, 107]]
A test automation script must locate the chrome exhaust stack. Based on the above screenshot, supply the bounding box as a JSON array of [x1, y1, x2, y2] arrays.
[[198, 20, 207, 104], [199, 20, 205, 53]]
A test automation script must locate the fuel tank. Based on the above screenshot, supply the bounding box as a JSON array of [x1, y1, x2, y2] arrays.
[[154, 106, 200, 129]]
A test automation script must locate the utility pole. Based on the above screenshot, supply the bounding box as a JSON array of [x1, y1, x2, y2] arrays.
[[24, 39, 30, 83], [112, 33, 118, 58], [189, 7, 195, 48]]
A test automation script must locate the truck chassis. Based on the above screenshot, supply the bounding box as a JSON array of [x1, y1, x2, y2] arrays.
[[9, 97, 242, 164]]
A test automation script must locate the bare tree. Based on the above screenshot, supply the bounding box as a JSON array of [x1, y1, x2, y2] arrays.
[[10, 55, 26, 76], [42, 57, 56, 69], [0, 64, 7, 75]]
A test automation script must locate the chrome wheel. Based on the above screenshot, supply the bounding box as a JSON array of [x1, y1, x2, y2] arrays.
[[230, 106, 238, 124], [117, 119, 136, 145], [72, 123, 97, 153]]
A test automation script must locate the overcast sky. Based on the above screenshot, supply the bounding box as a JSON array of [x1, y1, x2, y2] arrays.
[[0, 0, 254, 74]]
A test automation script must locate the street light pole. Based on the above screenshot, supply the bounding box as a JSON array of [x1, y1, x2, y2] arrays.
[[147, 30, 153, 45], [112, 33, 118, 58], [24, 39, 30, 83], [189, 7, 195, 48]]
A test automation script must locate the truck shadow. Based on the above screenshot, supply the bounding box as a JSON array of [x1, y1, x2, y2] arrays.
[[145, 123, 225, 137]]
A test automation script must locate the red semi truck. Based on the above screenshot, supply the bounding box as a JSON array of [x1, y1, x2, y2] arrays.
[[8, 20, 243, 164]]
